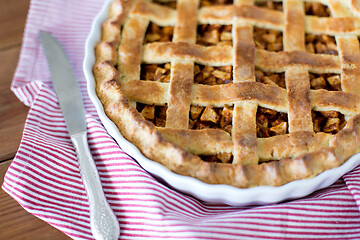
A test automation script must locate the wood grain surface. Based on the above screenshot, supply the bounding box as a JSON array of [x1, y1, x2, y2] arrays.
[[0, 0, 71, 239]]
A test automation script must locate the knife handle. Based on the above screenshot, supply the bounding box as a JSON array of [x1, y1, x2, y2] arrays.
[[71, 132, 120, 240]]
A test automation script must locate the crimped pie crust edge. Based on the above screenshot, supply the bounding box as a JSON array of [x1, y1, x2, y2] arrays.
[[93, 0, 360, 188]]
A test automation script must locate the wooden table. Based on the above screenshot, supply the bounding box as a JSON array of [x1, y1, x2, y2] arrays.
[[0, 1, 71, 239]]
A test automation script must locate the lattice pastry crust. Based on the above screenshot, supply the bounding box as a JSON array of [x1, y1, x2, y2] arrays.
[[94, 0, 360, 187]]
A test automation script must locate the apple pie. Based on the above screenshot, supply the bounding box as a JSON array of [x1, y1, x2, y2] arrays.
[[93, 0, 360, 187]]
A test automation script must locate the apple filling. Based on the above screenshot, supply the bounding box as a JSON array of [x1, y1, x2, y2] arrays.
[[255, 69, 286, 88], [305, 2, 331, 17], [200, 0, 233, 7], [144, 22, 174, 44], [194, 64, 233, 85], [312, 111, 346, 134], [255, 0, 283, 11], [256, 107, 288, 138], [153, 0, 177, 9], [310, 73, 341, 91], [197, 24, 233, 46]]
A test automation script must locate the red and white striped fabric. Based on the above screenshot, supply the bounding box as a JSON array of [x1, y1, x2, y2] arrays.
[[3, 0, 360, 239]]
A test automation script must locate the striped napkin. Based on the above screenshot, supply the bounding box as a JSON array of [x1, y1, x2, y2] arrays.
[[4, 0, 360, 239]]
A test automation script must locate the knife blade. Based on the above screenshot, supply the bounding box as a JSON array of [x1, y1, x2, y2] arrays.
[[39, 31, 120, 240]]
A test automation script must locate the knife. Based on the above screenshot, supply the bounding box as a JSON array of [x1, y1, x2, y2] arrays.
[[39, 31, 120, 240]]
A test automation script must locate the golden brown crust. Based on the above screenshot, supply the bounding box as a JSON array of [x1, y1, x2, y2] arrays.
[[93, 0, 360, 188], [166, 61, 194, 129], [143, 42, 233, 65], [158, 128, 233, 155], [233, 24, 255, 81]]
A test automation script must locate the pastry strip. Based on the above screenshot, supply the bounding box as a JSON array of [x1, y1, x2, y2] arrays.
[[329, 2, 360, 95], [142, 43, 341, 72], [284, 1, 312, 133], [166, 0, 199, 129], [131, 1, 177, 26], [199, 5, 360, 35], [232, 18, 258, 165], [118, 17, 149, 81], [122, 80, 360, 115]]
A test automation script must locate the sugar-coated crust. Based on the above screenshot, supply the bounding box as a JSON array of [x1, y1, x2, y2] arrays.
[[93, 0, 360, 188]]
